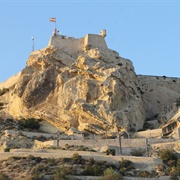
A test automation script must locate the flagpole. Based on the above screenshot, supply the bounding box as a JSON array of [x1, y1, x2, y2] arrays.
[[54, 17, 56, 36], [55, 17, 56, 29], [50, 17, 57, 36]]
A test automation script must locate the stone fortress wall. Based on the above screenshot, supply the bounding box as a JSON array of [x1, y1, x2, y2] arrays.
[[84, 34, 107, 51], [48, 30, 108, 54], [48, 36, 84, 55]]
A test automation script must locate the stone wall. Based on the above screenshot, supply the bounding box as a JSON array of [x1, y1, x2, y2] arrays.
[[4, 130, 57, 139], [48, 34, 108, 55], [48, 35, 84, 55], [4, 130, 83, 140], [84, 34, 108, 51], [57, 138, 149, 156], [151, 141, 177, 150], [33, 140, 57, 149], [135, 129, 162, 138]]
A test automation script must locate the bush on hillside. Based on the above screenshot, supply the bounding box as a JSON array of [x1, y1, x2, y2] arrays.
[[83, 162, 104, 176], [160, 149, 177, 166], [53, 166, 72, 180], [4, 147, 10, 152], [71, 153, 83, 164], [139, 170, 150, 177], [19, 118, 40, 130], [119, 158, 134, 175], [131, 148, 144, 156], [106, 148, 116, 156], [101, 168, 123, 180]]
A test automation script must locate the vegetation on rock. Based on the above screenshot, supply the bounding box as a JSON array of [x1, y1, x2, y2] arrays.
[[159, 149, 180, 177], [130, 148, 144, 156], [101, 168, 123, 180], [19, 118, 41, 130], [106, 148, 116, 156]]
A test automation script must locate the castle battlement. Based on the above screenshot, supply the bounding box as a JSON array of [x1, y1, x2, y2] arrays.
[[48, 30, 108, 54]]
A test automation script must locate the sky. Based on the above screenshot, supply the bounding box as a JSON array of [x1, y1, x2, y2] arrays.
[[0, 0, 180, 83]]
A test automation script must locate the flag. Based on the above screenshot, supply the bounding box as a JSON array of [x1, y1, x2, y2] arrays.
[[50, 18, 56, 22]]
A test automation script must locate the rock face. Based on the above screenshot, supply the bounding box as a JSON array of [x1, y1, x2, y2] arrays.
[[138, 75, 180, 121], [1, 33, 180, 134]]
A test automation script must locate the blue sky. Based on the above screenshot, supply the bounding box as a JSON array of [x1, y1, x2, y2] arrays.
[[0, 0, 180, 82]]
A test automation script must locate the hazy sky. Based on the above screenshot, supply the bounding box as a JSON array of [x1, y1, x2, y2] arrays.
[[0, 0, 180, 82]]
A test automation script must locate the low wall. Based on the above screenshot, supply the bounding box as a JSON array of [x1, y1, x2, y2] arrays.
[[48, 35, 84, 55], [135, 129, 162, 138], [4, 130, 82, 140], [58, 138, 147, 149], [151, 141, 177, 150], [4, 130, 57, 139]]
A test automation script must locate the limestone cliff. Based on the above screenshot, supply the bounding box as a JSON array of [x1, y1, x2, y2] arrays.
[[137, 75, 180, 124], [0, 33, 180, 134]]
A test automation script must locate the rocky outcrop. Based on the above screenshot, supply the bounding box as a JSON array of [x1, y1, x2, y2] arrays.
[[138, 75, 180, 121], [1, 34, 180, 134]]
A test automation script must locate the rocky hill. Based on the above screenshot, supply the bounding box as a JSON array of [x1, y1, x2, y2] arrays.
[[0, 32, 180, 134]]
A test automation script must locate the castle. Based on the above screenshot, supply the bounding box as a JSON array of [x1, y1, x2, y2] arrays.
[[48, 29, 108, 54]]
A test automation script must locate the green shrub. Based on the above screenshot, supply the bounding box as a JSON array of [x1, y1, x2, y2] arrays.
[[53, 166, 72, 180], [26, 155, 36, 160], [4, 147, 10, 152], [160, 149, 177, 166], [106, 148, 115, 156], [131, 148, 144, 156], [32, 163, 48, 172], [83, 159, 114, 176], [85, 157, 95, 166], [91, 163, 103, 176], [83, 165, 93, 175], [84, 163, 103, 176], [139, 170, 150, 177], [71, 153, 83, 164], [101, 168, 123, 180], [119, 158, 134, 175], [46, 158, 57, 166], [19, 118, 40, 130]]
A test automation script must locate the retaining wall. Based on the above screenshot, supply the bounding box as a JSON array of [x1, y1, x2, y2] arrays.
[[58, 138, 147, 149]]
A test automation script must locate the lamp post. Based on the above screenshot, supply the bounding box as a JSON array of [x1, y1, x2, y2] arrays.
[[146, 138, 150, 157], [118, 133, 122, 155], [32, 36, 34, 52]]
